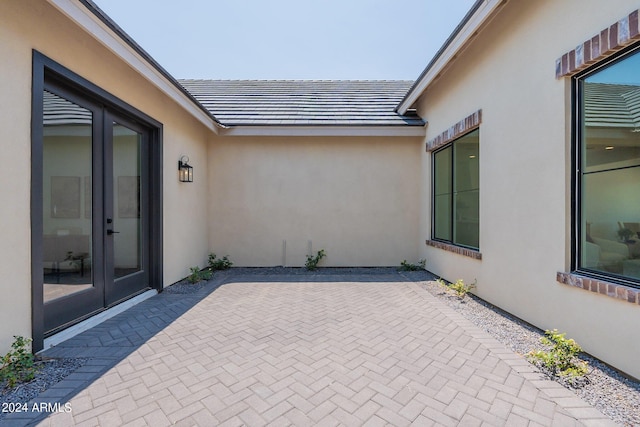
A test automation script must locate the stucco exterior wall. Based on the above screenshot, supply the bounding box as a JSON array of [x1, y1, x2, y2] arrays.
[[208, 135, 422, 267], [417, 0, 640, 378], [0, 0, 211, 352]]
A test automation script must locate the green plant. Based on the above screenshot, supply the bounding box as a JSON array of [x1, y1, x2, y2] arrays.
[[187, 266, 212, 284], [305, 249, 326, 271], [201, 269, 213, 281], [617, 227, 633, 242], [399, 259, 426, 271], [208, 253, 233, 271], [187, 267, 201, 283], [0, 336, 38, 389], [436, 277, 475, 298], [447, 278, 476, 298], [527, 329, 589, 379]]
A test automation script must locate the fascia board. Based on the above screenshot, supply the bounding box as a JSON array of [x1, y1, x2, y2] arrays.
[[220, 125, 427, 137], [397, 0, 504, 114], [47, 0, 222, 134]]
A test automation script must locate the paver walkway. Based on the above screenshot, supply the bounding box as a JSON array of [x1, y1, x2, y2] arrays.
[[5, 269, 614, 426]]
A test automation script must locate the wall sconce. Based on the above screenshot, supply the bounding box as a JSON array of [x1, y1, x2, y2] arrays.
[[178, 156, 193, 182]]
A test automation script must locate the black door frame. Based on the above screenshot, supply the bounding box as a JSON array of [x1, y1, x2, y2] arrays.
[[31, 51, 163, 351]]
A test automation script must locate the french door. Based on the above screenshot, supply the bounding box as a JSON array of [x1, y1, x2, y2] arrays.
[[41, 84, 151, 335]]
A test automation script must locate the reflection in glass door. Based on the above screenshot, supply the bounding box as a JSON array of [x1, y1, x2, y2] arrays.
[[42, 88, 104, 333], [105, 118, 149, 304], [113, 123, 142, 279], [42, 90, 96, 303]]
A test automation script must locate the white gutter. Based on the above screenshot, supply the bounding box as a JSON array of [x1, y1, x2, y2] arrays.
[[397, 0, 505, 114], [220, 125, 427, 137], [47, 0, 224, 134]]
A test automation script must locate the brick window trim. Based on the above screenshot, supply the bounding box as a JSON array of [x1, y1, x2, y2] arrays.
[[426, 110, 482, 153], [556, 271, 640, 305], [556, 9, 640, 78], [426, 240, 482, 260]]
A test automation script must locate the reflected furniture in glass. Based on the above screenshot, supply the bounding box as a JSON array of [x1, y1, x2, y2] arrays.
[[43, 233, 90, 280]]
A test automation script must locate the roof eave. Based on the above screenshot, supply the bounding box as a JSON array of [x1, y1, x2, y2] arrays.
[[396, 0, 505, 114], [47, 0, 227, 133], [220, 125, 427, 137]]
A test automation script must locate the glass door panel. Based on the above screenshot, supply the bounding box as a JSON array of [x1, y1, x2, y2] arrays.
[[42, 88, 104, 335], [42, 90, 94, 302], [105, 115, 149, 305], [112, 124, 142, 279]]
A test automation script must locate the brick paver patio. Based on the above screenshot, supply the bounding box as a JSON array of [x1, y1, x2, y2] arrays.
[[5, 270, 614, 426]]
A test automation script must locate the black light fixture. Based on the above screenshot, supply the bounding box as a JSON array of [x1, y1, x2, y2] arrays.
[[178, 155, 193, 182]]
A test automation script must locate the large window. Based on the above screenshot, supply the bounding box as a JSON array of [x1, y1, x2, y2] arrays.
[[576, 47, 640, 284], [433, 129, 479, 249]]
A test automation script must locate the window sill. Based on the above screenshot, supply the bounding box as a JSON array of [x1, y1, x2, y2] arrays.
[[556, 272, 639, 305], [425, 240, 482, 260]]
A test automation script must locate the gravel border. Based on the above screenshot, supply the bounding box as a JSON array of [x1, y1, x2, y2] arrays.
[[163, 278, 212, 294]]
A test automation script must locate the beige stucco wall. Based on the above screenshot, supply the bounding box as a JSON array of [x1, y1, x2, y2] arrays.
[[208, 135, 422, 267], [417, 0, 640, 378], [0, 0, 211, 352]]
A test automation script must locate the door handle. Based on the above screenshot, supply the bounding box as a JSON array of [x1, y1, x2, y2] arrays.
[[107, 229, 120, 235]]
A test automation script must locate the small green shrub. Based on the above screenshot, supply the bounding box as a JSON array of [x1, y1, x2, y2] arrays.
[[305, 249, 326, 271], [187, 267, 200, 283], [527, 329, 589, 379], [188, 266, 212, 284], [399, 259, 426, 271], [208, 253, 233, 271], [436, 278, 476, 298], [0, 336, 38, 389], [201, 269, 213, 281], [448, 279, 476, 298]]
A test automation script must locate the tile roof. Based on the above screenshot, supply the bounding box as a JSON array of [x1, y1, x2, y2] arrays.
[[584, 83, 640, 129], [43, 90, 92, 126], [178, 80, 425, 127]]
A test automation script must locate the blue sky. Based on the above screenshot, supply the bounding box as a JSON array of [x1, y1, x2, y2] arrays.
[[93, 0, 476, 81], [587, 50, 640, 85]]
